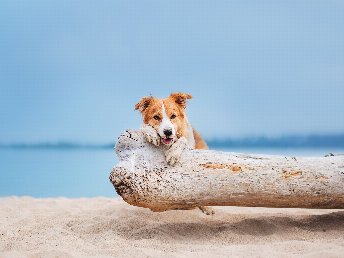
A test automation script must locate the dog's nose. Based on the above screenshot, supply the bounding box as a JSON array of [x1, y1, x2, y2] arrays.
[[163, 129, 172, 137]]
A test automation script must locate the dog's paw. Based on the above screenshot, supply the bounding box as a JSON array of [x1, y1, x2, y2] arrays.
[[166, 151, 181, 166], [165, 137, 190, 166], [141, 124, 160, 146], [198, 206, 215, 215]]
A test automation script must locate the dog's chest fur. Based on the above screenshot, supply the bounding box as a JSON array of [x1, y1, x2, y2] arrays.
[[184, 120, 195, 149]]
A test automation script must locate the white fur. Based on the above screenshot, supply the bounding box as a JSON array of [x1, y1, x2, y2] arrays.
[[158, 103, 176, 140], [185, 119, 195, 149]]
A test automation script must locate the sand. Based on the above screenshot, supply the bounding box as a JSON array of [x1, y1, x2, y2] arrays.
[[0, 197, 343, 258]]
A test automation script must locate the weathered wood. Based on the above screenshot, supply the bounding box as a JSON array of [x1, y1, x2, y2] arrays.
[[109, 130, 344, 211]]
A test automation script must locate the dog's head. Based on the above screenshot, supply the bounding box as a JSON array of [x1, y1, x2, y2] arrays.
[[135, 92, 192, 146]]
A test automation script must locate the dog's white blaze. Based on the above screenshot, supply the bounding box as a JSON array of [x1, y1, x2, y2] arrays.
[[158, 103, 175, 138]]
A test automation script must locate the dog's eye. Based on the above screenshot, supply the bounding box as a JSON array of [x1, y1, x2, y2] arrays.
[[153, 115, 161, 121], [170, 114, 176, 119]]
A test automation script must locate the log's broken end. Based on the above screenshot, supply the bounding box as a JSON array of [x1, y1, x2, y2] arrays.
[[109, 167, 202, 212], [109, 167, 132, 197], [109, 167, 172, 211]]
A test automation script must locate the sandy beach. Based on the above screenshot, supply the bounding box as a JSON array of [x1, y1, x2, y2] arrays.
[[0, 197, 343, 258]]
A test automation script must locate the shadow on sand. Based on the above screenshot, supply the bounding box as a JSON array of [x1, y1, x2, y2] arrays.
[[106, 210, 344, 242]]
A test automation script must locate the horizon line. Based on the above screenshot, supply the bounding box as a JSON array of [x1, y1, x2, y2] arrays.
[[1, 133, 344, 150]]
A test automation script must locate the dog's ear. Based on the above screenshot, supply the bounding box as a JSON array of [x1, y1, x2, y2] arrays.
[[169, 92, 192, 108], [135, 96, 154, 112]]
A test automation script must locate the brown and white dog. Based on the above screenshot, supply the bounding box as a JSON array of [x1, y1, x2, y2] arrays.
[[135, 92, 214, 215]]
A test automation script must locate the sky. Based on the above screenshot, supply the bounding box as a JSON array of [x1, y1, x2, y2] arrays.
[[1, 0, 343, 144]]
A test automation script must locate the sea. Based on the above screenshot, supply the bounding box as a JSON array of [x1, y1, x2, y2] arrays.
[[1, 147, 343, 198]]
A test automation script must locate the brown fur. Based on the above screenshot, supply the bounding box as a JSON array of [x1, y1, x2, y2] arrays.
[[193, 128, 208, 149], [135, 92, 207, 149]]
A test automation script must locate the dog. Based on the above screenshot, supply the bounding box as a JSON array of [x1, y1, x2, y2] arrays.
[[135, 92, 214, 215]]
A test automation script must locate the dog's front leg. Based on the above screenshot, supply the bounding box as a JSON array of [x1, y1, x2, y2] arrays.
[[141, 124, 161, 146], [165, 137, 190, 166]]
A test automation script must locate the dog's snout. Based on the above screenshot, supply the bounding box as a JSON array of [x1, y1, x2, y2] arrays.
[[163, 129, 172, 137]]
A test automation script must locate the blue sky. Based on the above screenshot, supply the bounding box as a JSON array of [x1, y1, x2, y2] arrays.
[[1, 0, 343, 143]]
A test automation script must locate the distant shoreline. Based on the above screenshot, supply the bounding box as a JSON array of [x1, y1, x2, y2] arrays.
[[1, 134, 344, 150]]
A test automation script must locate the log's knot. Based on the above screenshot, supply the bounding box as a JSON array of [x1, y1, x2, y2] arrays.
[[282, 169, 302, 179], [201, 162, 243, 173]]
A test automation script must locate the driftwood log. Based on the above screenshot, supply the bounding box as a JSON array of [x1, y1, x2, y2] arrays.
[[109, 130, 344, 211]]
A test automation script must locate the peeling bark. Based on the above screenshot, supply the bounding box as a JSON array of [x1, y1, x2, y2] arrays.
[[109, 130, 344, 211]]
